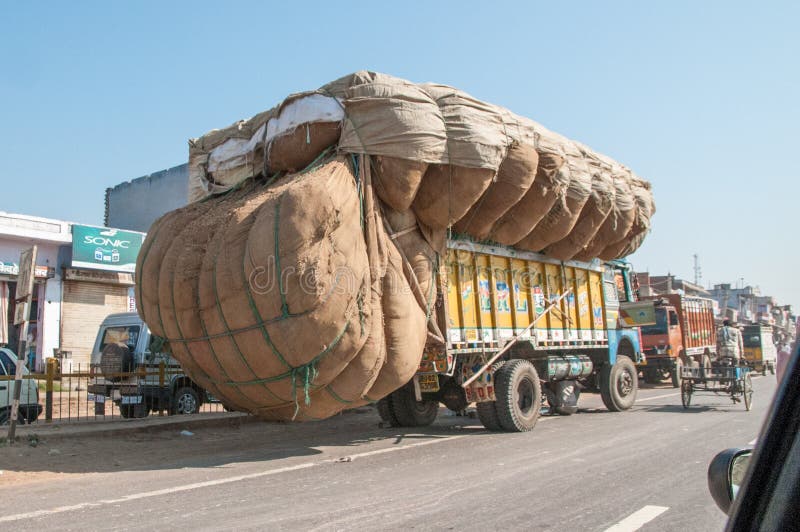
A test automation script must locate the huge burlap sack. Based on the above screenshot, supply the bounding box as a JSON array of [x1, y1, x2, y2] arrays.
[[372, 155, 429, 212], [598, 178, 655, 260], [574, 166, 636, 261], [543, 146, 615, 260], [515, 140, 592, 252], [453, 142, 539, 239], [412, 164, 496, 229]]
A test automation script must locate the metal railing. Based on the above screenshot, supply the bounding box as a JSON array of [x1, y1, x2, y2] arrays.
[[1, 359, 225, 425]]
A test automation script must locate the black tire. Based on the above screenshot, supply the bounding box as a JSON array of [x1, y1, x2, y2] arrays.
[[600, 355, 638, 412], [376, 395, 400, 427], [681, 379, 693, 409], [0, 407, 8, 425], [671, 358, 683, 388], [476, 401, 503, 430], [743, 373, 753, 411], [642, 367, 661, 384], [119, 403, 150, 419], [390, 385, 439, 427], [171, 386, 201, 415], [494, 360, 542, 432], [769, 362, 775, 376]]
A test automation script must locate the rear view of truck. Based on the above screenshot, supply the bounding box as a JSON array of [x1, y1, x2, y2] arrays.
[[639, 294, 716, 387]]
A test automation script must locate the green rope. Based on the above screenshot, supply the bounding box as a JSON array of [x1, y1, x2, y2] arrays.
[[274, 198, 290, 318], [326, 385, 353, 405]]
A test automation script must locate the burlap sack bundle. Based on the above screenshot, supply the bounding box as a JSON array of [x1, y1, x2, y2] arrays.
[[453, 142, 539, 239], [138, 157, 431, 421], [598, 178, 655, 260], [575, 165, 636, 261], [543, 146, 615, 261], [515, 139, 593, 252], [486, 127, 570, 245]]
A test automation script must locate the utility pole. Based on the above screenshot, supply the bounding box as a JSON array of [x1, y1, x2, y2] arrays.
[[693, 254, 702, 286]]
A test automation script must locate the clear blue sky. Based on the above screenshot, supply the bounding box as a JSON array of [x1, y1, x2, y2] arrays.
[[1, 1, 798, 310]]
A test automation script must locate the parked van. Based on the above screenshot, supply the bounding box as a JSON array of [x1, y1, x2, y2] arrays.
[[87, 313, 214, 418]]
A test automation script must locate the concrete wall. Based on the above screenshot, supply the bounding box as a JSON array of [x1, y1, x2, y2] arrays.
[[105, 163, 188, 233]]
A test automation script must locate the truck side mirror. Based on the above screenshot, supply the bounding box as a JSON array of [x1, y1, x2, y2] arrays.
[[708, 448, 752, 513]]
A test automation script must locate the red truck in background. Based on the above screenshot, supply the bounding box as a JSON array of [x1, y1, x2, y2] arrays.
[[638, 294, 717, 387]]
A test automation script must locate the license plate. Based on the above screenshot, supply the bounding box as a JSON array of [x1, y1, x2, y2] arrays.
[[120, 395, 143, 405], [418, 374, 440, 393]]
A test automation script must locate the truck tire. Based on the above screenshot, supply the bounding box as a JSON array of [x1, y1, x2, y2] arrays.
[[390, 385, 439, 427], [600, 355, 638, 412], [671, 358, 683, 388], [494, 360, 541, 432], [171, 387, 201, 415], [476, 401, 503, 431], [376, 395, 401, 427], [119, 403, 149, 419], [769, 362, 775, 376]]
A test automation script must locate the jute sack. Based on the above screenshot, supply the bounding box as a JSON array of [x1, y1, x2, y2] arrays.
[[515, 143, 592, 252], [574, 168, 636, 261], [268, 122, 341, 173], [487, 148, 567, 245], [412, 164, 495, 229], [372, 155, 429, 212], [543, 147, 615, 260], [598, 178, 655, 260], [453, 142, 539, 239]]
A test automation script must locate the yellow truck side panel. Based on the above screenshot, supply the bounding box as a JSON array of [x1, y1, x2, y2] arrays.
[[445, 245, 608, 348]]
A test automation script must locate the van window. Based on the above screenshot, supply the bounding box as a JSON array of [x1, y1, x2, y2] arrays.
[[100, 326, 140, 353], [0, 351, 12, 375]]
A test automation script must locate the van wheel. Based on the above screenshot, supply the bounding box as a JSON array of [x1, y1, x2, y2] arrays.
[[494, 360, 542, 432], [171, 387, 201, 415], [600, 355, 638, 412], [0, 408, 8, 425], [119, 403, 150, 419]]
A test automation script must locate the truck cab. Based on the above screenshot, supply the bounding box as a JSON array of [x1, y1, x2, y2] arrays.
[[640, 303, 681, 382], [87, 312, 212, 418], [742, 324, 777, 376]]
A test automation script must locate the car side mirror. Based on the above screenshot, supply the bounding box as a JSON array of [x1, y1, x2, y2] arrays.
[[708, 448, 752, 513]]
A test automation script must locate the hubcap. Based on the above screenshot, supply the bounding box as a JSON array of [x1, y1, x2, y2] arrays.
[[177, 393, 197, 414], [618, 369, 634, 396], [517, 377, 534, 414]]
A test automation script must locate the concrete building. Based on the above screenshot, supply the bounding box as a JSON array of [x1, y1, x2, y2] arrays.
[[635, 272, 710, 298], [105, 163, 188, 232], [0, 211, 145, 370], [708, 284, 760, 323]]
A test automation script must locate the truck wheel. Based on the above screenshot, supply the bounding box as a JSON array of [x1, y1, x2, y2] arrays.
[[171, 387, 201, 415], [600, 355, 638, 412], [376, 395, 400, 427], [119, 403, 150, 419], [671, 358, 683, 388], [494, 360, 541, 432], [390, 385, 439, 427], [476, 401, 503, 430], [769, 362, 775, 376]]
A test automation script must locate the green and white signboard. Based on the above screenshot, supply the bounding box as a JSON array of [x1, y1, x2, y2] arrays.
[[71, 225, 145, 273]]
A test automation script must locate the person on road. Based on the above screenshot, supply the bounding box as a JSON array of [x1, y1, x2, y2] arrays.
[[776, 341, 793, 383], [717, 319, 743, 363]]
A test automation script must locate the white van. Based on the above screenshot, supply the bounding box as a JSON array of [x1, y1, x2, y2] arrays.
[[87, 313, 213, 418], [0, 347, 42, 424]]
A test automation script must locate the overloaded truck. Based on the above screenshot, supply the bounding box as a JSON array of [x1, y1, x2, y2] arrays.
[[637, 294, 717, 387], [742, 324, 777, 376], [377, 239, 648, 432]]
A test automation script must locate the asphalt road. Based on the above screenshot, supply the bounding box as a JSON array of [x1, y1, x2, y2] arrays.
[[0, 374, 777, 531]]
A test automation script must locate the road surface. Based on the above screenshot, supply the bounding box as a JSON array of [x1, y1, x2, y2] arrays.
[[0, 375, 776, 531]]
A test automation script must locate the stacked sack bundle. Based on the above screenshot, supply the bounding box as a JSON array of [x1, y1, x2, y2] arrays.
[[139, 71, 654, 421]]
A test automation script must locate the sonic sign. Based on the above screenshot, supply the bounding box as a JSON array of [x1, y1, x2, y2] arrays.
[[71, 225, 145, 273]]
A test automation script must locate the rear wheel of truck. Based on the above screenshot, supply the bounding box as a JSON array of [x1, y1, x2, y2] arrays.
[[476, 401, 503, 431], [494, 360, 541, 432], [376, 395, 401, 427], [671, 358, 683, 388], [389, 384, 439, 427], [171, 387, 201, 415], [768, 362, 775, 375], [600, 355, 638, 412]]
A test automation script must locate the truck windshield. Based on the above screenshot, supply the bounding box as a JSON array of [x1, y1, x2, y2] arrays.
[[641, 308, 667, 335]]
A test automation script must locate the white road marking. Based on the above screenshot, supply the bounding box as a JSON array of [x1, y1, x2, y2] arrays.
[[604, 505, 669, 532], [636, 392, 679, 402], [0, 434, 466, 524]]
